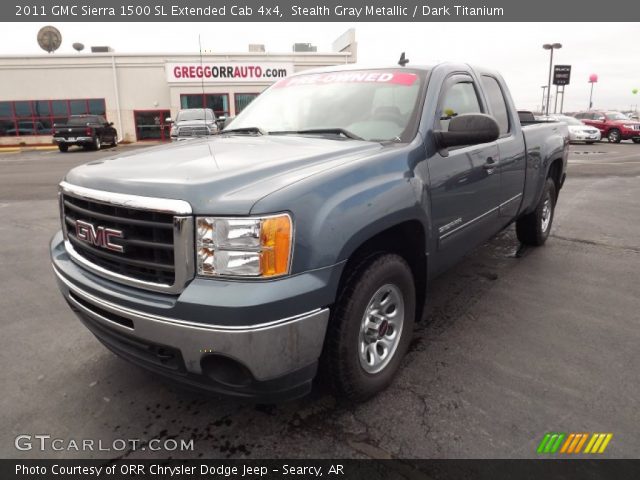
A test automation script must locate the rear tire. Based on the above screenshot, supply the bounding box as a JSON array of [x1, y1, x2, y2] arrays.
[[93, 136, 101, 150], [516, 177, 556, 246], [321, 253, 415, 402], [58, 144, 68, 153], [607, 129, 621, 143]]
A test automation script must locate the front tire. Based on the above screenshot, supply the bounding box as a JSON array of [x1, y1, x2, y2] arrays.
[[516, 177, 557, 246], [607, 129, 621, 143], [633, 139, 640, 144], [321, 253, 416, 401]]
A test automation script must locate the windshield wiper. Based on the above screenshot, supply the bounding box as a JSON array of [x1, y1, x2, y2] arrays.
[[222, 126, 266, 135], [269, 128, 364, 141]]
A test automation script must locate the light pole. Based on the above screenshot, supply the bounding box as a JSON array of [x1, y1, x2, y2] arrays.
[[540, 85, 548, 114], [543, 43, 562, 115]]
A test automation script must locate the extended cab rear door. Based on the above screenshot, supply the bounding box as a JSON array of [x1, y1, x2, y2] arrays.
[[479, 74, 526, 219]]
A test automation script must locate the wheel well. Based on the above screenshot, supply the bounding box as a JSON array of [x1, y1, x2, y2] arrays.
[[339, 221, 427, 323], [547, 158, 563, 197]]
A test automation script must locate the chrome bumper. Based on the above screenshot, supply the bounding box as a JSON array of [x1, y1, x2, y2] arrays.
[[53, 137, 93, 143], [53, 265, 330, 381]]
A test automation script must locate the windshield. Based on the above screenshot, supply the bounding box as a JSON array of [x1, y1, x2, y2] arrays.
[[228, 69, 426, 142], [67, 116, 99, 125], [606, 112, 629, 121], [177, 109, 214, 121], [559, 116, 583, 126]]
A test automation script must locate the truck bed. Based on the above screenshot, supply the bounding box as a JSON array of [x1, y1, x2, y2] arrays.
[[520, 121, 569, 213]]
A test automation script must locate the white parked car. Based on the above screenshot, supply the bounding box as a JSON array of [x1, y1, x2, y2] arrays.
[[539, 115, 601, 144]]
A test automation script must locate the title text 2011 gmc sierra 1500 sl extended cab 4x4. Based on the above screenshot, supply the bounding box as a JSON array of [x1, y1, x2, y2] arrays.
[[51, 63, 568, 401]]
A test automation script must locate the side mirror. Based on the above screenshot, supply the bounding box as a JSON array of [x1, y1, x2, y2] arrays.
[[165, 117, 172, 123], [109, 122, 114, 126], [434, 113, 500, 149]]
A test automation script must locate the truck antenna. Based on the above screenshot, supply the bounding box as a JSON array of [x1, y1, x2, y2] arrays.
[[198, 34, 206, 120], [199, 34, 218, 167], [398, 52, 409, 67], [198, 34, 207, 108]]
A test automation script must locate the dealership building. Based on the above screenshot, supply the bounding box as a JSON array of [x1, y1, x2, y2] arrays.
[[0, 29, 356, 145]]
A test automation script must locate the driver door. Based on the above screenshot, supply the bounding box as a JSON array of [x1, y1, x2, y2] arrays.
[[426, 74, 502, 271]]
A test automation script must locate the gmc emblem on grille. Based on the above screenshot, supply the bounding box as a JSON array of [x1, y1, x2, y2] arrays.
[[75, 219, 124, 253]]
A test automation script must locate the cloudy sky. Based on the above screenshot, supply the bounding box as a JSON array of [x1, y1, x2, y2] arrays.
[[1, 22, 639, 112]]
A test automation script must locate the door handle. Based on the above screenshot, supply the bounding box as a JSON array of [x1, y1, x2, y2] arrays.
[[483, 157, 498, 170]]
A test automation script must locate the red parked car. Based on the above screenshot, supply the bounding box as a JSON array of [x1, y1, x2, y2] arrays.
[[574, 111, 640, 143]]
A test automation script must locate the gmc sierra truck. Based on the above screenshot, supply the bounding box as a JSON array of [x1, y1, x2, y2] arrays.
[[51, 63, 568, 402]]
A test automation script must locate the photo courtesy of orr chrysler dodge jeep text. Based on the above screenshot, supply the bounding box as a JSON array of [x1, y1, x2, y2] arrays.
[[50, 63, 569, 401]]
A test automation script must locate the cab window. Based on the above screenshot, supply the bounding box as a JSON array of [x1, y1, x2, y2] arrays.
[[438, 81, 482, 132], [481, 76, 510, 135]]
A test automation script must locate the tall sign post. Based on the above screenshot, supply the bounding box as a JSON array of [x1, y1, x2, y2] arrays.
[[588, 74, 598, 110], [553, 65, 571, 114]]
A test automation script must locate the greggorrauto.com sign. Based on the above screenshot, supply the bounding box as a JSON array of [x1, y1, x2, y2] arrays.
[[165, 62, 293, 83]]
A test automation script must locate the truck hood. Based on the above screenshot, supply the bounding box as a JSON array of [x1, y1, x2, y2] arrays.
[[64, 135, 382, 214], [611, 119, 640, 126]]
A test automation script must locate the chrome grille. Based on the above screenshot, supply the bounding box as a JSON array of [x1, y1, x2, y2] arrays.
[[60, 182, 194, 294], [177, 126, 210, 137]]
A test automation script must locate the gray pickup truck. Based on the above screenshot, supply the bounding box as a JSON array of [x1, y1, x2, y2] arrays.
[[168, 108, 219, 141], [51, 63, 568, 402]]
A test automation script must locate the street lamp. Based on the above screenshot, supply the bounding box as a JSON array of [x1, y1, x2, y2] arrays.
[[543, 43, 562, 115]]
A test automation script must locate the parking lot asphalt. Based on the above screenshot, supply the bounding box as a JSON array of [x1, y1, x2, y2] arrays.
[[1, 141, 638, 459]]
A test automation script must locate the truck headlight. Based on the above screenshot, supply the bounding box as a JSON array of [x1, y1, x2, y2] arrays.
[[196, 214, 292, 278]]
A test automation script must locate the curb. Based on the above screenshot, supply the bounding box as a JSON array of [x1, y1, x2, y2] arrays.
[[0, 142, 159, 154], [0, 145, 58, 153]]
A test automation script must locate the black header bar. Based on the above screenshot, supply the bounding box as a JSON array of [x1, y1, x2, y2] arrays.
[[6, 0, 640, 22]]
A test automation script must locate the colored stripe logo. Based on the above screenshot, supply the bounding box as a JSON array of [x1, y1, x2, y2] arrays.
[[537, 433, 612, 454]]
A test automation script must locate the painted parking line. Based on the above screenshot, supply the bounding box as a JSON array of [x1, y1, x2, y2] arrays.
[[569, 160, 640, 165]]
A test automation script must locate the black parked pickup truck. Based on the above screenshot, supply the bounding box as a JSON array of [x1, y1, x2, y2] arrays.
[[53, 115, 118, 152], [51, 63, 569, 401]]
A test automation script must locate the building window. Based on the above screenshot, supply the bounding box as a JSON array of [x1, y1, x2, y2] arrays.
[[180, 94, 229, 117], [0, 99, 106, 137], [234, 93, 259, 114], [134, 110, 171, 141]]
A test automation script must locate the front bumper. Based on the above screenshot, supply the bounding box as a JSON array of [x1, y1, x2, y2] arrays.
[[569, 131, 600, 142], [51, 231, 340, 400]]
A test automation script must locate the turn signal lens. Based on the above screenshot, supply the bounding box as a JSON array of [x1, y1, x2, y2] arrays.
[[260, 215, 292, 277], [196, 214, 292, 278]]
